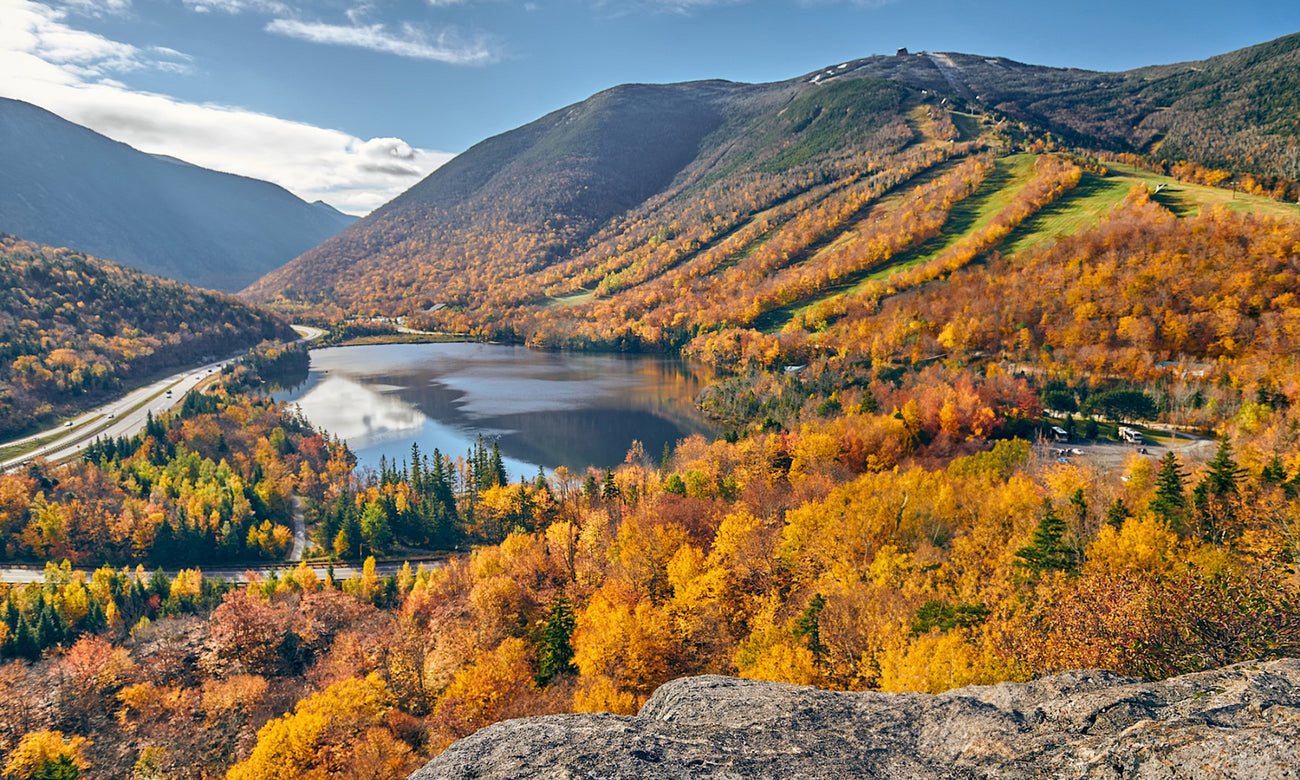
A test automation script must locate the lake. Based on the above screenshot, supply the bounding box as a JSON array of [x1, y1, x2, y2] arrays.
[[275, 342, 715, 478]]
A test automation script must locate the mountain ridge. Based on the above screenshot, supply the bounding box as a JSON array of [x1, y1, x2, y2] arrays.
[[242, 33, 1299, 318], [0, 98, 356, 292]]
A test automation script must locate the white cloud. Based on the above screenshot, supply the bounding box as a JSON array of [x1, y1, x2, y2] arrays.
[[265, 18, 499, 65], [0, 0, 451, 214], [178, 0, 288, 14], [48, 0, 131, 16]]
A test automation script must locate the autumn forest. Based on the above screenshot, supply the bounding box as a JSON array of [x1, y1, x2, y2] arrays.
[[4, 32, 1300, 780]]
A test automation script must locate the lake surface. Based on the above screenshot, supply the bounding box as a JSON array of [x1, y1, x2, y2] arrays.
[[275, 343, 715, 478]]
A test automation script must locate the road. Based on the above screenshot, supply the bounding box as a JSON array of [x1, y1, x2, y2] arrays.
[[289, 495, 308, 561], [0, 557, 448, 585], [1, 360, 233, 472], [1, 325, 325, 473]]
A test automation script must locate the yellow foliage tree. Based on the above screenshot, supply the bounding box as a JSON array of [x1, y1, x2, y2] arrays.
[[573, 585, 680, 699], [226, 674, 415, 780], [3, 731, 89, 780], [1085, 515, 1182, 574]]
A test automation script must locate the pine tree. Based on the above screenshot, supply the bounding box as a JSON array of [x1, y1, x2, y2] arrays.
[[360, 501, 393, 555], [1261, 455, 1287, 484], [1105, 497, 1131, 528], [793, 593, 828, 663], [409, 442, 424, 495], [334, 512, 362, 559], [12, 614, 40, 660], [1197, 439, 1245, 544], [489, 442, 507, 488], [148, 568, 171, 600], [1150, 451, 1188, 531], [601, 467, 620, 502], [1203, 439, 1244, 497], [1068, 488, 1088, 528], [3, 599, 18, 634], [1015, 500, 1078, 573], [36, 606, 63, 650], [535, 592, 577, 686]]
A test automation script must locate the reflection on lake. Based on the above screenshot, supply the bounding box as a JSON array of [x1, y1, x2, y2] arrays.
[[275, 343, 715, 478]]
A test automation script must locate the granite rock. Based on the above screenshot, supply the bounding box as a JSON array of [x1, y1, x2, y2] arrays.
[[408, 659, 1300, 779]]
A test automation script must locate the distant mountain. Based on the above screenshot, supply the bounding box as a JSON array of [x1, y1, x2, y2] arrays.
[[0, 98, 355, 292], [243, 33, 1300, 319]]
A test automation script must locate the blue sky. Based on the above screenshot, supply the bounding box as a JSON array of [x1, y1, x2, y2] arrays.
[[2, 0, 1296, 214]]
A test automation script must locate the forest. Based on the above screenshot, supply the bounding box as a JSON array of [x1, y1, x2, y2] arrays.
[[4, 177, 1300, 778], [5, 35, 1300, 780], [0, 236, 294, 437]]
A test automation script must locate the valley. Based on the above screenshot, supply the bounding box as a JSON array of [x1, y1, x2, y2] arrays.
[[1, 29, 1299, 780]]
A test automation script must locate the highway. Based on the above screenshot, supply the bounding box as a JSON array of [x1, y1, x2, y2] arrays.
[[1, 325, 325, 473], [0, 322, 416, 585]]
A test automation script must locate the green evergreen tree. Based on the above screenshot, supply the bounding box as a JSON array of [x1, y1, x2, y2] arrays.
[[601, 467, 620, 502], [489, 442, 508, 488], [1196, 439, 1245, 545], [1261, 455, 1287, 484], [409, 442, 424, 495], [1150, 451, 1188, 531], [1105, 497, 1131, 528], [334, 512, 362, 559], [1015, 500, 1078, 573], [3, 599, 18, 634], [535, 592, 577, 686], [1068, 488, 1088, 528], [12, 613, 40, 660], [1203, 439, 1244, 497], [148, 568, 171, 599], [793, 593, 828, 663], [36, 754, 82, 780]]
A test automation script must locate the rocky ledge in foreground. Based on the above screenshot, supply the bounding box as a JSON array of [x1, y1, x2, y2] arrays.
[[410, 659, 1300, 779]]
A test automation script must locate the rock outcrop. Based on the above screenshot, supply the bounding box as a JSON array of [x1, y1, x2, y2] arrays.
[[408, 659, 1300, 779]]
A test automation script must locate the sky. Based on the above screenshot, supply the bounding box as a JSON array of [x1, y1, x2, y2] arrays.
[[1, 0, 1297, 215]]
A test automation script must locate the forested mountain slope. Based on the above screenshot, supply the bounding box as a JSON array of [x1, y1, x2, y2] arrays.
[[244, 33, 1300, 321], [0, 235, 294, 436], [0, 99, 355, 292]]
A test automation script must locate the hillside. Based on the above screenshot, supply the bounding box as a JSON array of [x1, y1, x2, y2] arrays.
[[4, 31, 1300, 780], [0, 98, 355, 292], [3, 180, 1300, 778], [0, 234, 294, 436], [244, 33, 1300, 322]]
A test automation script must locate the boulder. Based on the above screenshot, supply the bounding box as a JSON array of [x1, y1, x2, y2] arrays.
[[408, 659, 1300, 779]]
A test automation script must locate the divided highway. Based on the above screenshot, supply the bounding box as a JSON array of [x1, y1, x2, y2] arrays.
[[0, 325, 325, 473]]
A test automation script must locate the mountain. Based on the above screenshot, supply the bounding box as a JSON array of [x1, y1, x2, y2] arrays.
[[0, 98, 355, 292], [0, 233, 293, 436], [243, 33, 1299, 320]]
